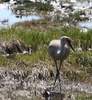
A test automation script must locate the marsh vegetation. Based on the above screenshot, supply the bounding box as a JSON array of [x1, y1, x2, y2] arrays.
[[0, 19, 92, 82], [0, 0, 92, 100], [0, 20, 92, 99]]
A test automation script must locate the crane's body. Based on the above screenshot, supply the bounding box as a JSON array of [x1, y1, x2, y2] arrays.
[[48, 36, 75, 90], [49, 39, 70, 61]]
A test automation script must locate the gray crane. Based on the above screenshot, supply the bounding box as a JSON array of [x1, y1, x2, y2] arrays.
[[48, 36, 75, 90]]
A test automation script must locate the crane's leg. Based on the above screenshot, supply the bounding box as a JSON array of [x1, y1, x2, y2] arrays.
[[54, 62, 62, 91], [53, 60, 61, 86], [58, 61, 63, 91], [53, 60, 62, 91], [58, 72, 61, 91], [54, 60, 58, 85], [54, 67, 60, 85]]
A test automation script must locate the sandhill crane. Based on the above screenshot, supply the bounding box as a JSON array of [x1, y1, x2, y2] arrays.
[[48, 36, 75, 90]]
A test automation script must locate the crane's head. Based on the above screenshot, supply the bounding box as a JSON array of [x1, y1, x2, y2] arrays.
[[61, 36, 75, 51]]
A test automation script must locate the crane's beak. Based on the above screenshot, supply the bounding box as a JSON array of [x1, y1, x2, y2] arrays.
[[69, 43, 75, 52]]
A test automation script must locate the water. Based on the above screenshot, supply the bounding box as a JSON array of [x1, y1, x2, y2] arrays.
[[78, 21, 92, 29], [74, 1, 92, 29], [62, 0, 92, 2], [0, 1, 92, 29], [0, 3, 42, 28], [77, 0, 92, 2]]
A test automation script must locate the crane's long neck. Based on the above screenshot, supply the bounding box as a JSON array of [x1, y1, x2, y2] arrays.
[[56, 41, 65, 60]]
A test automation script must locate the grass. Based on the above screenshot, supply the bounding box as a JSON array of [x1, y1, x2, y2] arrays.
[[14, 1, 53, 15], [75, 92, 92, 100], [0, 20, 92, 100]]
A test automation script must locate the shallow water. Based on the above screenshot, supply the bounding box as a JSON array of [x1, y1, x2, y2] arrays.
[[78, 21, 92, 29], [0, 1, 92, 29], [74, 1, 92, 29], [0, 3, 42, 28]]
